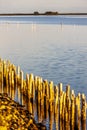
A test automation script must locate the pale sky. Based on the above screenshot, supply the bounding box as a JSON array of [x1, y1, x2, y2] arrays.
[[0, 0, 87, 13]]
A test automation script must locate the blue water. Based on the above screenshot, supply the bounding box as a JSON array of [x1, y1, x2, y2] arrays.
[[0, 15, 87, 25], [0, 15, 87, 129]]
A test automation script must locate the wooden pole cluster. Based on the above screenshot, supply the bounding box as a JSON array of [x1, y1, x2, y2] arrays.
[[0, 59, 16, 97], [0, 58, 87, 129]]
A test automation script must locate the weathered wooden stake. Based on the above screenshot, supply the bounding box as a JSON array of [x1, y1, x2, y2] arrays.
[[0, 61, 3, 93], [71, 90, 75, 130], [11, 71, 15, 100], [54, 86, 58, 114], [49, 81, 54, 112], [20, 71, 24, 105], [81, 93, 86, 130]]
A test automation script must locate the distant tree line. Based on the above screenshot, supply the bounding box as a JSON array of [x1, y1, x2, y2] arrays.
[[44, 11, 58, 15], [34, 11, 59, 15]]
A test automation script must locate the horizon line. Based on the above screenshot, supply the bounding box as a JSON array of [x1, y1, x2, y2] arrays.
[[0, 12, 87, 16]]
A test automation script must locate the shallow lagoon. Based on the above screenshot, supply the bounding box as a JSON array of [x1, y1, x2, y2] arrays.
[[0, 15, 87, 129]]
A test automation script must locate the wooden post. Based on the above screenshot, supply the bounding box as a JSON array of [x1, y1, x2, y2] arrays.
[[49, 110, 53, 130], [26, 73, 30, 112], [45, 80, 49, 99], [3, 60, 6, 80], [17, 66, 20, 77], [34, 76, 38, 100], [43, 81, 49, 119], [59, 83, 63, 121], [6, 68, 9, 94], [20, 71, 24, 105], [37, 77, 41, 104], [29, 73, 34, 102], [26, 74, 29, 96], [26, 73, 34, 112], [17, 66, 20, 85], [3, 60, 7, 93], [59, 119, 63, 130], [67, 98, 71, 125], [13, 66, 17, 88], [0, 61, 3, 93], [17, 77, 21, 103], [54, 86, 59, 114], [8, 71, 11, 97], [49, 81, 54, 112], [11, 71, 15, 100], [77, 93, 81, 119], [81, 94, 86, 130], [62, 92, 66, 122], [38, 103, 41, 123], [65, 108, 69, 130], [44, 80, 49, 114], [16, 66, 21, 103], [0, 62, 2, 93], [76, 93, 81, 130], [40, 81, 45, 119], [37, 91, 41, 123], [59, 83, 63, 97], [71, 90, 75, 130], [55, 109, 59, 130], [14, 72, 18, 101], [23, 79, 26, 94], [66, 85, 70, 108], [81, 94, 86, 121], [42, 81, 45, 107], [32, 75, 35, 101], [20, 71, 23, 90], [54, 86, 59, 130], [29, 102, 33, 114]]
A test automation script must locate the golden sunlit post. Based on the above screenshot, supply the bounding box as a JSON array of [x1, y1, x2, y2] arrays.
[[0, 58, 87, 129]]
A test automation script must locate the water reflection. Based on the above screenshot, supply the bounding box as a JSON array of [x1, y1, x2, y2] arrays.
[[0, 17, 87, 129], [31, 23, 37, 32], [0, 16, 87, 25], [0, 25, 87, 82]]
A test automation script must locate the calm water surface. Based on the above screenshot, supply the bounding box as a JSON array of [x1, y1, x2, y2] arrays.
[[0, 15, 87, 129]]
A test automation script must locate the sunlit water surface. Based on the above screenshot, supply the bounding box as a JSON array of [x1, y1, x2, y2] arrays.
[[0, 16, 87, 129]]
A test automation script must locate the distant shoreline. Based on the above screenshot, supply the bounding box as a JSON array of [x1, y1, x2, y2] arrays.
[[0, 13, 87, 16]]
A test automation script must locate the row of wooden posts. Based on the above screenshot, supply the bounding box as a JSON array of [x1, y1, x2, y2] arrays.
[[0, 58, 87, 130]]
